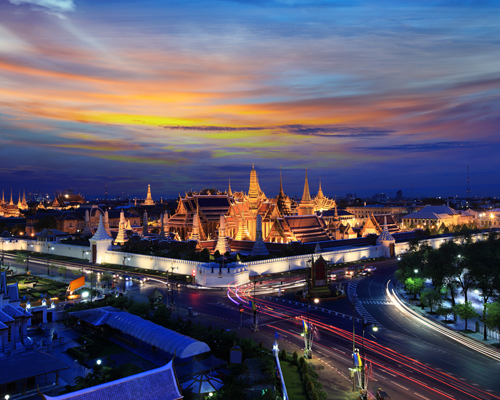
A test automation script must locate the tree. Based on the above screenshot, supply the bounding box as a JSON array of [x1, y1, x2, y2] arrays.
[[420, 288, 443, 313], [34, 215, 57, 232], [454, 254, 476, 304], [436, 306, 453, 322], [405, 277, 424, 300], [454, 301, 478, 331], [57, 266, 67, 277], [101, 272, 113, 287], [485, 302, 500, 342]]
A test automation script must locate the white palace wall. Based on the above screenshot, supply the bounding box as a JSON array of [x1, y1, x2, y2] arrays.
[[3, 231, 495, 287]]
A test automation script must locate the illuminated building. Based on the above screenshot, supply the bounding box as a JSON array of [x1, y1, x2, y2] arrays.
[[143, 184, 155, 206]]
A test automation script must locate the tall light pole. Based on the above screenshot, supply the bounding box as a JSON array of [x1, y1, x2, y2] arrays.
[[1, 238, 4, 267], [361, 318, 378, 395], [47, 244, 54, 275], [253, 280, 260, 332], [351, 294, 358, 391]]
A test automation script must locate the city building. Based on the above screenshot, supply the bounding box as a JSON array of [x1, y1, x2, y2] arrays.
[[402, 205, 476, 230]]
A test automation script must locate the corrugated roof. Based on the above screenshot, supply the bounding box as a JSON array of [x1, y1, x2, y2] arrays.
[[70, 307, 210, 359]]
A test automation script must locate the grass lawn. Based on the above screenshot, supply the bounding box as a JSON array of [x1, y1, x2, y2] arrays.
[[280, 361, 307, 400]]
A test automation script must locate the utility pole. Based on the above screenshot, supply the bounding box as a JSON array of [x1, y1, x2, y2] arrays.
[[351, 294, 358, 391]]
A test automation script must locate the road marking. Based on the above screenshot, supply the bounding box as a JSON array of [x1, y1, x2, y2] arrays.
[[380, 369, 397, 378], [414, 393, 431, 400], [390, 381, 409, 390]]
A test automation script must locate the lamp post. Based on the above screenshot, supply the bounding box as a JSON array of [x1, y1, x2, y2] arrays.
[[361, 318, 378, 395], [253, 280, 259, 332], [47, 244, 54, 275], [81, 251, 89, 276], [351, 294, 358, 391], [1, 238, 4, 267], [26, 255, 29, 273]]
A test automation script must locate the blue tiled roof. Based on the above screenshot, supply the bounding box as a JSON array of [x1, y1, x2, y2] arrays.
[[43, 360, 182, 400]]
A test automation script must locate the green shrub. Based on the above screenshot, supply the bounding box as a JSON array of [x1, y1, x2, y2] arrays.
[[292, 351, 298, 365]]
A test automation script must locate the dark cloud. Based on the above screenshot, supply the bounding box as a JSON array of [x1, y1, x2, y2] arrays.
[[162, 124, 393, 138], [161, 125, 267, 132], [356, 141, 483, 153], [280, 125, 394, 137]]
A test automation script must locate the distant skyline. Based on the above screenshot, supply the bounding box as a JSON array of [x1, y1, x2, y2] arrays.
[[1, 1, 499, 198]]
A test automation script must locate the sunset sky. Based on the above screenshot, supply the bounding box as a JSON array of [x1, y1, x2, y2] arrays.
[[1, 0, 499, 199]]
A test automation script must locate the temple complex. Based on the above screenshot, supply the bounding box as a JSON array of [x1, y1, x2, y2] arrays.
[[0, 190, 22, 217], [165, 165, 342, 248]]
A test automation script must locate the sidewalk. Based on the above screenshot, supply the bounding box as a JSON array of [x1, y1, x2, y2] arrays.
[[394, 282, 500, 349]]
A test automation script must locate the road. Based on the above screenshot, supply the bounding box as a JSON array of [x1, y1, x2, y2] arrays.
[[5, 253, 500, 399]]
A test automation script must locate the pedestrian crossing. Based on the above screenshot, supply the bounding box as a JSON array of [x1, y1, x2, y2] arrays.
[[347, 280, 383, 327], [358, 300, 393, 305]]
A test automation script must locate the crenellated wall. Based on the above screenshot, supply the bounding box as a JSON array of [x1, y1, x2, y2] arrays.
[[3, 230, 496, 287]]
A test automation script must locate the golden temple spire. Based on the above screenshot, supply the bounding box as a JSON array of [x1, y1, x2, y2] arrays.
[[228, 178, 233, 196], [279, 166, 285, 196], [249, 164, 260, 209], [301, 168, 311, 203], [144, 184, 154, 205], [9, 189, 14, 206], [317, 178, 325, 199]]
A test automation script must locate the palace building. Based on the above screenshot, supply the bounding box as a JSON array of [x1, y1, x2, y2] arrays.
[[166, 165, 340, 246]]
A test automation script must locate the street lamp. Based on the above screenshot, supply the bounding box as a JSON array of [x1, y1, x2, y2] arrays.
[[253, 280, 260, 332], [26, 255, 29, 273], [350, 294, 358, 391], [361, 318, 378, 395], [47, 244, 54, 275], [414, 269, 418, 274]]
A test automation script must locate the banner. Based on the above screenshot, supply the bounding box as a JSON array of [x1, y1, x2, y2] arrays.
[[249, 300, 256, 311], [302, 319, 309, 333], [68, 276, 85, 292], [352, 351, 362, 367]]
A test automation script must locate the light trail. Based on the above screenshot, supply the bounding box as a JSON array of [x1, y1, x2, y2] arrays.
[[228, 283, 500, 400], [387, 281, 500, 362]]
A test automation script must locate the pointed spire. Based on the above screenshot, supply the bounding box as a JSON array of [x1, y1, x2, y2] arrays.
[[215, 214, 231, 254], [314, 242, 322, 253], [279, 166, 285, 196], [251, 214, 269, 256], [228, 178, 233, 197], [317, 179, 325, 199], [302, 168, 311, 202], [190, 210, 200, 241], [115, 209, 128, 245], [249, 164, 260, 209], [378, 215, 395, 242], [126, 219, 132, 231], [82, 210, 92, 236], [17, 190, 22, 209], [144, 184, 154, 205], [104, 210, 112, 236], [9, 189, 14, 206], [91, 212, 112, 241], [2, 189, 4, 204]]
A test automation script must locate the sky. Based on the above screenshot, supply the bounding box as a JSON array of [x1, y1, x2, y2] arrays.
[[1, 0, 500, 200]]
